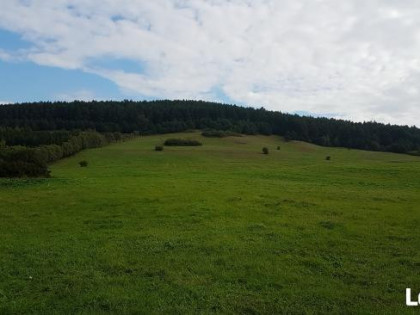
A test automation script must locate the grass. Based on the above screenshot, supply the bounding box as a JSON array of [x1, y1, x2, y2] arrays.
[[1, 131, 420, 314]]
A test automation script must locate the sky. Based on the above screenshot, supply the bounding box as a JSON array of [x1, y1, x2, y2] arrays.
[[0, 0, 419, 127]]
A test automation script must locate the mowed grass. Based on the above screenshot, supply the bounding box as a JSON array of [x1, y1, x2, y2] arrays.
[[1, 131, 420, 314]]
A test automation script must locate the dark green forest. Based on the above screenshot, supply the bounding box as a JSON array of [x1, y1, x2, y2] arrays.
[[0, 100, 419, 177]]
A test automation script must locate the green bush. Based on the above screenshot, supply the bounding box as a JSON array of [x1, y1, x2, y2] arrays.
[[155, 145, 163, 151], [79, 160, 88, 167], [0, 146, 50, 177], [262, 147, 269, 154]]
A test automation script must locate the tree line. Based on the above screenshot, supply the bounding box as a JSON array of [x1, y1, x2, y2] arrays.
[[0, 100, 419, 156], [0, 130, 130, 177]]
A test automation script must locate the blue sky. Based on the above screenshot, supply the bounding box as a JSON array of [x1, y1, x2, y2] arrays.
[[0, 29, 31, 50], [0, 58, 121, 103], [0, 1, 419, 126], [0, 29, 128, 102]]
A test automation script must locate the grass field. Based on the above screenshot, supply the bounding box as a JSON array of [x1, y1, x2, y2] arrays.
[[1, 131, 420, 314]]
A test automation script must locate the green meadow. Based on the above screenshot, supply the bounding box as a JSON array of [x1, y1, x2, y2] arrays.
[[1, 132, 420, 314]]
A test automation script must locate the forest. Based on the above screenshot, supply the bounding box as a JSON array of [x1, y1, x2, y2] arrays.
[[0, 100, 419, 177]]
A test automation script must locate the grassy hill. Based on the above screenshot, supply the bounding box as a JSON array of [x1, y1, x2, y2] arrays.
[[1, 131, 420, 313]]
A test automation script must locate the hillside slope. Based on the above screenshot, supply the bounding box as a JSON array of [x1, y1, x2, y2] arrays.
[[1, 132, 419, 313]]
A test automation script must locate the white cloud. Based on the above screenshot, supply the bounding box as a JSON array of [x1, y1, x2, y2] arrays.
[[0, 0, 420, 126]]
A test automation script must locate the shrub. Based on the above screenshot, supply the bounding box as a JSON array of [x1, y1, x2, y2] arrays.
[[155, 145, 163, 151], [262, 147, 269, 154], [0, 146, 50, 177], [277, 146, 281, 150], [164, 139, 202, 146], [326, 156, 331, 161], [79, 160, 88, 167]]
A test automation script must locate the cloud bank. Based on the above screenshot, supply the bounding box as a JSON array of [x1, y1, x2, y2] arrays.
[[0, 0, 420, 126]]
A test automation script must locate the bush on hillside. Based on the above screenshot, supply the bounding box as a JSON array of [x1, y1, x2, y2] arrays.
[[79, 160, 88, 167], [155, 145, 163, 151], [0, 146, 50, 177], [262, 147, 269, 154]]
